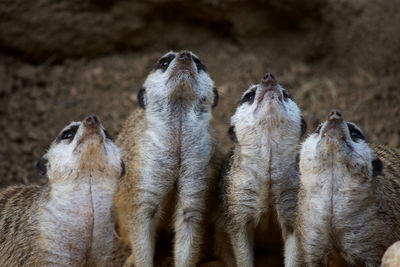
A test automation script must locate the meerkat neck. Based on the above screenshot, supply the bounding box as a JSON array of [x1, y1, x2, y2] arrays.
[[146, 100, 212, 130], [238, 128, 299, 160], [236, 129, 299, 179], [40, 173, 116, 264]]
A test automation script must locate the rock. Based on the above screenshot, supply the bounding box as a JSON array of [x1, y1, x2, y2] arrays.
[[382, 241, 400, 267]]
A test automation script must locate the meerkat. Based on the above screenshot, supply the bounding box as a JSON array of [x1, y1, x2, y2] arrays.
[[381, 241, 400, 267], [217, 73, 307, 267], [0, 114, 124, 266], [114, 50, 223, 267], [296, 110, 400, 266]]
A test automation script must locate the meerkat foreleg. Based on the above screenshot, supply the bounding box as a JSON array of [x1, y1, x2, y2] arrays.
[[230, 222, 254, 267], [124, 196, 158, 267], [300, 227, 328, 267], [284, 231, 301, 267], [173, 177, 207, 267], [173, 197, 204, 267], [126, 170, 174, 267], [214, 224, 237, 267]]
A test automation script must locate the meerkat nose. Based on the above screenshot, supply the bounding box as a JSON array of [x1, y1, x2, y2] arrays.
[[178, 51, 192, 62], [328, 110, 342, 121], [262, 73, 277, 86], [85, 114, 99, 126]]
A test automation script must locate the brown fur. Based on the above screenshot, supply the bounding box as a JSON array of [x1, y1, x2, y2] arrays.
[[0, 185, 47, 266]]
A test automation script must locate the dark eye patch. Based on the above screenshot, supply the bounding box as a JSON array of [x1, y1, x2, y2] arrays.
[[57, 125, 79, 142], [347, 123, 365, 141], [193, 56, 207, 72], [155, 54, 176, 71], [239, 88, 256, 106], [282, 89, 293, 101]]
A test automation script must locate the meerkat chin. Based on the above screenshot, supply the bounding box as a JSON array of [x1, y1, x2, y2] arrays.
[[217, 73, 306, 267], [297, 110, 400, 266], [114, 50, 223, 267], [0, 115, 124, 266]]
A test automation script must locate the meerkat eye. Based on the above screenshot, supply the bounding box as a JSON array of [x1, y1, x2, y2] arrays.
[[156, 54, 176, 71], [239, 90, 256, 106], [314, 124, 322, 134], [282, 89, 292, 101], [193, 57, 207, 72], [347, 123, 365, 141], [60, 125, 79, 141]]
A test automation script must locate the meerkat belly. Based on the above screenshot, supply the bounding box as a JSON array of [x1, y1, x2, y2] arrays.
[[144, 112, 212, 180], [39, 178, 115, 265], [306, 168, 374, 249], [253, 142, 288, 211]]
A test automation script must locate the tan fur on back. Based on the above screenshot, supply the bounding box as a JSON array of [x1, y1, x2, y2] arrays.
[[0, 185, 45, 266], [114, 108, 147, 245]]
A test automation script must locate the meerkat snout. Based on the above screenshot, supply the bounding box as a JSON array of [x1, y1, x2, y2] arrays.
[[37, 114, 124, 180], [138, 51, 218, 109], [85, 114, 99, 125], [329, 110, 342, 119]]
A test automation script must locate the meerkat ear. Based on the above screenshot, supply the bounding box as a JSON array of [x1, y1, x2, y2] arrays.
[[36, 155, 49, 176], [372, 158, 383, 177], [300, 116, 307, 137], [120, 160, 126, 178], [212, 87, 219, 108], [137, 87, 147, 109], [228, 125, 237, 142], [294, 153, 302, 173]]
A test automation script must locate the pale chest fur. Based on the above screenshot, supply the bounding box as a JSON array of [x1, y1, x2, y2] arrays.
[[142, 107, 212, 174], [38, 176, 116, 265], [238, 131, 298, 210], [300, 158, 374, 238]]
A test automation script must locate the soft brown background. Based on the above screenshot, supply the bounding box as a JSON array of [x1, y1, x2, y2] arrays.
[[1, 0, 399, 265]]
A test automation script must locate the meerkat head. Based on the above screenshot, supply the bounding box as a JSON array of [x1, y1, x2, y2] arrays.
[[36, 115, 125, 181], [137, 50, 218, 110], [228, 73, 306, 145], [301, 110, 383, 178]]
